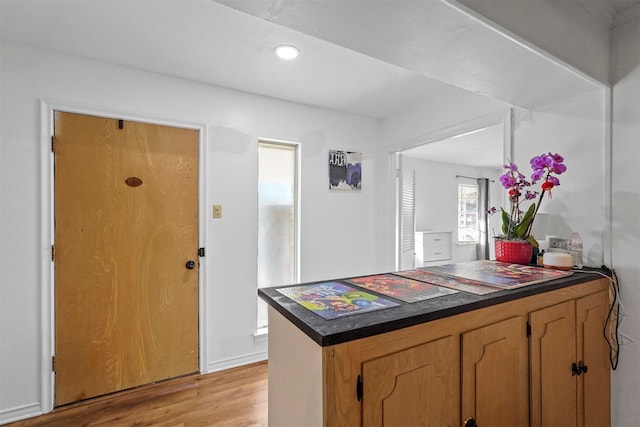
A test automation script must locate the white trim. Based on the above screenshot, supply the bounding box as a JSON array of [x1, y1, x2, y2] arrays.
[[389, 109, 508, 155], [257, 137, 302, 285], [0, 403, 44, 425], [603, 87, 613, 268], [256, 138, 301, 331], [206, 351, 268, 374], [196, 122, 209, 376], [391, 109, 512, 270], [394, 153, 403, 271], [39, 99, 209, 413], [253, 327, 269, 344], [39, 100, 55, 414]]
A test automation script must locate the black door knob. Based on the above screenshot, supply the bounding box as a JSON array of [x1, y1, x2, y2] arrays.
[[464, 417, 478, 427], [185, 260, 196, 270]]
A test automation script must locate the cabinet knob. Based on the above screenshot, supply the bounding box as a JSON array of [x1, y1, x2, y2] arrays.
[[572, 361, 589, 376], [464, 417, 478, 427], [578, 360, 588, 374], [572, 362, 581, 376]]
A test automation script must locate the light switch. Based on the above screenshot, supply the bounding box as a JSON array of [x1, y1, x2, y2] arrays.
[[212, 204, 222, 219]]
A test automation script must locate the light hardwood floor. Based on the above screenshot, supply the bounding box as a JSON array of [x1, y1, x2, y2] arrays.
[[6, 361, 268, 427]]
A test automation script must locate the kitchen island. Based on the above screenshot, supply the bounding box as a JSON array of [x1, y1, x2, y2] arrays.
[[259, 262, 612, 427]]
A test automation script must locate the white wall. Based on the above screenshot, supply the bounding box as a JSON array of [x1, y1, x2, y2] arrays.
[[0, 41, 381, 423], [610, 13, 640, 425], [381, 87, 509, 149], [1, 7, 635, 426], [403, 157, 501, 263], [511, 91, 607, 268], [378, 90, 510, 269]]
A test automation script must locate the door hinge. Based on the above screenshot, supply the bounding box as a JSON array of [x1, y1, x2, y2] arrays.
[[526, 321, 531, 337], [198, 247, 205, 257], [356, 375, 363, 402], [118, 119, 124, 130], [51, 245, 56, 262], [52, 355, 56, 372], [51, 136, 56, 153]]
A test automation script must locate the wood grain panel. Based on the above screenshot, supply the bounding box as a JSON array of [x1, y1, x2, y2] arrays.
[[461, 316, 529, 427], [54, 112, 199, 406], [362, 335, 458, 427], [323, 280, 608, 426], [529, 300, 577, 427], [323, 341, 363, 427], [577, 290, 610, 427]]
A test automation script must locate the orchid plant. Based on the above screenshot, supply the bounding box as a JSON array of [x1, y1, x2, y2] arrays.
[[488, 152, 567, 247]]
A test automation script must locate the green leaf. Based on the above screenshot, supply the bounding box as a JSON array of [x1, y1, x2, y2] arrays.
[[514, 204, 536, 238], [526, 236, 539, 248], [501, 208, 511, 236]]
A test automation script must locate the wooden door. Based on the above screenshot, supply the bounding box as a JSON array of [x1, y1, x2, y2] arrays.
[[461, 316, 529, 427], [576, 290, 610, 427], [54, 112, 199, 406], [529, 300, 577, 427], [362, 335, 458, 427]]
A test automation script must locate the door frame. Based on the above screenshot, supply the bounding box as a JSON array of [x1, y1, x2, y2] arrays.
[[39, 99, 209, 413], [388, 108, 514, 271]]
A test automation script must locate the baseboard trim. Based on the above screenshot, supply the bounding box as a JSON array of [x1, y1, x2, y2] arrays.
[[0, 403, 43, 425], [206, 351, 268, 374]]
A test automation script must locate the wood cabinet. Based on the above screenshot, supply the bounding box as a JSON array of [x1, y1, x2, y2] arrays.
[[360, 317, 530, 427], [362, 336, 458, 426], [267, 278, 611, 427], [461, 316, 529, 427], [529, 290, 610, 427]]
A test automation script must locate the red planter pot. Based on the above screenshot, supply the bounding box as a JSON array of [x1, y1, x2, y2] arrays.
[[494, 239, 533, 265]]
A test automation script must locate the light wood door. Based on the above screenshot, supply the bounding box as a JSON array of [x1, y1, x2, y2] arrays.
[[461, 316, 529, 427], [362, 335, 458, 427], [54, 112, 199, 406], [576, 290, 610, 427], [529, 300, 577, 427]]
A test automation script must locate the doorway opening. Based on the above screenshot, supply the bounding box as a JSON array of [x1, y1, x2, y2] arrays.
[[395, 111, 512, 270]]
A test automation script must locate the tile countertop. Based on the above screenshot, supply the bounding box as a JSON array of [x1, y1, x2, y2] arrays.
[[258, 266, 608, 347]]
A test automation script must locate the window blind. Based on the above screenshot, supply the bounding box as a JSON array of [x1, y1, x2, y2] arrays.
[[401, 169, 415, 252]]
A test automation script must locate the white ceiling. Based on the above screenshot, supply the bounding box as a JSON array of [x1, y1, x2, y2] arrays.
[[401, 123, 505, 168], [0, 0, 457, 119], [2, 0, 630, 119], [580, 0, 640, 25], [1, 0, 635, 166], [214, 0, 609, 109]]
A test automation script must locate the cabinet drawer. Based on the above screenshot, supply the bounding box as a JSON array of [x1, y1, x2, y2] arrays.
[[416, 231, 452, 262], [423, 233, 450, 247]]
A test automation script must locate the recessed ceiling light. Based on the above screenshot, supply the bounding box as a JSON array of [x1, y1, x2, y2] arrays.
[[275, 45, 299, 60]]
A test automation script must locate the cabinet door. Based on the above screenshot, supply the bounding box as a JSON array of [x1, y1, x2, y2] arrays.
[[362, 335, 458, 427], [461, 316, 529, 427], [576, 290, 610, 427], [530, 300, 577, 427]]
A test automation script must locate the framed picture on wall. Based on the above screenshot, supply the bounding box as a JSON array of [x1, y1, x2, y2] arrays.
[[329, 150, 362, 190]]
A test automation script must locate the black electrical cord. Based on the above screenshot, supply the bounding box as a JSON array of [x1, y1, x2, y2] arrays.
[[601, 265, 621, 370]]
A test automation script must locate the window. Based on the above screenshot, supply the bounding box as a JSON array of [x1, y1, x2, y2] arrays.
[[257, 140, 299, 329], [458, 182, 479, 243]]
